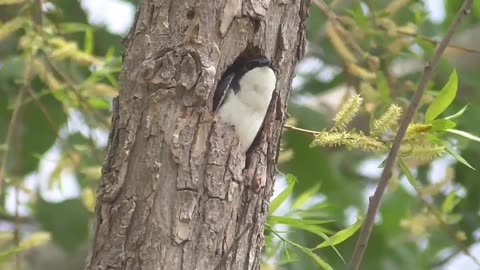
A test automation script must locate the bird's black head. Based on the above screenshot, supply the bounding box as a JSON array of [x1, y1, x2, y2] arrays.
[[243, 57, 273, 70], [229, 57, 274, 80], [213, 57, 275, 111]]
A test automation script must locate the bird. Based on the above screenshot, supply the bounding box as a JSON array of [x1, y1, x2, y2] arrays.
[[213, 57, 277, 152]]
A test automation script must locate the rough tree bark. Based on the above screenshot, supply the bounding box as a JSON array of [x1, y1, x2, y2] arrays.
[[85, 0, 310, 269]]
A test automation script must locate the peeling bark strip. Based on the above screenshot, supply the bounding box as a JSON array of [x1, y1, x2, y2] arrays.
[[85, 0, 310, 270]]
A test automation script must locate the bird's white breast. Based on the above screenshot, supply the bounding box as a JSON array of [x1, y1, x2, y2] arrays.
[[217, 66, 276, 151]]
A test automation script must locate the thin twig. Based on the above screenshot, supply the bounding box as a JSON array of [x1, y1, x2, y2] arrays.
[[395, 29, 480, 55], [348, 1, 474, 269], [0, 86, 27, 191], [44, 56, 111, 128], [336, 15, 480, 55], [283, 124, 318, 136], [14, 185, 20, 269]]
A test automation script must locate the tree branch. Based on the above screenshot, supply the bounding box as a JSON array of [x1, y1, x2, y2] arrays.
[[348, 1, 474, 269]]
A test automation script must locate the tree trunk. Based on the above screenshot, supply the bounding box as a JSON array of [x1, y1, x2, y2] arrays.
[[85, 0, 310, 269]]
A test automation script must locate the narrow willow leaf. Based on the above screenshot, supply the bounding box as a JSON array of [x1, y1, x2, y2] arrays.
[[314, 217, 363, 250], [444, 105, 468, 120], [266, 225, 334, 270], [446, 129, 480, 143], [445, 213, 463, 224], [444, 146, 475, 170], [0, 249, 15, 264], [88, 98, 111, 110], [442, 193, 461, 214], [0, 232, 14, 248], [431, 119, 456, 131], [268, 216, 332, 237], [269, 216, 332, 226], [85, 28, 94, 54], [378, 73, 391, 101], [59, 22, 91, 33], [398, 158, 420, 189], [425, 70, 458, 122], [277, 248, 299, 266], [292, 184, 321, 210], [299, 247, 334, 270], [0, 232, 50, 264], [269, 174, 297, 214]]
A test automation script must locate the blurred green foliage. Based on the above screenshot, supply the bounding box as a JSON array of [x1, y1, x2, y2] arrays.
[[0, 0, 121, 269]]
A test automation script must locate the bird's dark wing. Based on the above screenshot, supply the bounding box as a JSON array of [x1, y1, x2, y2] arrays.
[[213, 72, 235, 113]]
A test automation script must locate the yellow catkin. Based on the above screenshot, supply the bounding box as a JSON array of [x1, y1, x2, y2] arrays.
[[0, 0, 25, 5], [388, 38, 413, 55], [82, 188, 96, 213], [19, 232, 51, 250], [397, 22, 418, 35], [406, 123, 432, 139], [400, 143, 445, 161], [312, 131, 385, 151], [333, 95, 363, 130], [48, 37, 101, 66], [325, 21, 357, 64], [0, 17, 24, 42], [89, 83, 118, 98], [33, 60, 64, 90], [373, 104, 403, 134], [376, 18, 397, 36], [384, 0, 410, 15], [347, 63, 377, 80]]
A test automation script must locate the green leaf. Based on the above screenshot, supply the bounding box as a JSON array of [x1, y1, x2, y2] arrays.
[[313, 217, 363, 249], [269, 216, 332, 226], [270, 174, 297, 214], [277, 247, 299, 265], [298, 246, 334, 270], [34, 198, 90, 252], [292, 184, 321, 210], [425, 69, 458, 122], [444, 146, 475, 170], [445, 213, 463, 224], [431, 119, 456, 131], [59, 22, 91, 33], [267, 225, 334, 270], [268, 216, 333, 237], [0, 0, 25, 5], [84, 28, 94, 54], [88, 98, 111, 110], [446, 129, 480, 143], [398, 158, 420, 190], [378, 73, 391, 101], [444, 105, 468, 120], [442, 193, 461, 214]]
